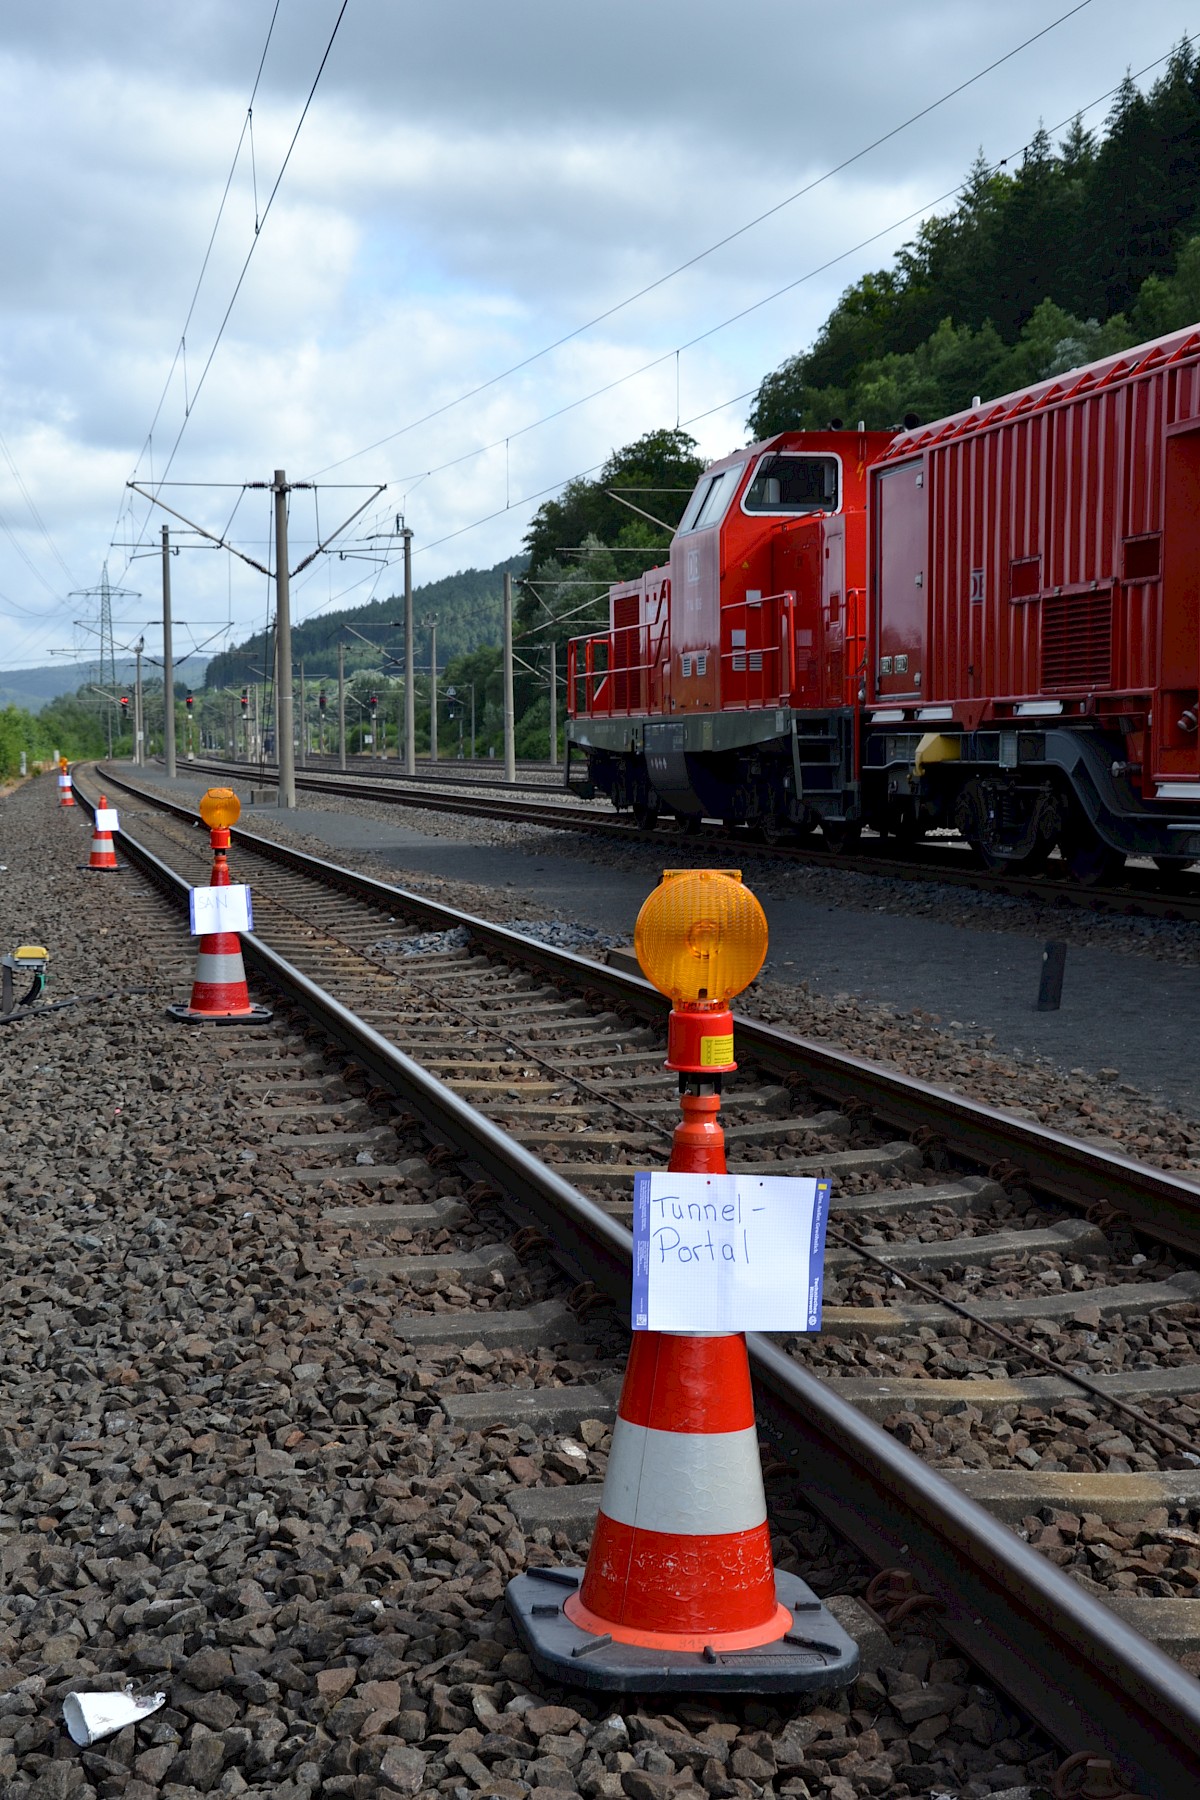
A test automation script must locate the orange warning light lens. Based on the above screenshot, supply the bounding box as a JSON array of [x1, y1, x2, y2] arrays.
[[634, 869, 767, 1005], [199, 787, 241, 830]]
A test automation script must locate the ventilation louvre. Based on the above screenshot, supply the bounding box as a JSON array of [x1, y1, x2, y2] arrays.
[[1040, 590, 1112, 690]]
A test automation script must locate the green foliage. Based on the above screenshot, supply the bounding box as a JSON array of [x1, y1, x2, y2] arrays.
[[749, 44, 1200, 437], [0, 706, 50, 777], [0, 685, 122, 776], [522, 429, 704, 578], [30, 691, 108, 762], [204, 556, 525, 694], [513, 433, 704, 753]]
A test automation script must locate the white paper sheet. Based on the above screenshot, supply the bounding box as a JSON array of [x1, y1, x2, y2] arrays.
[[631, 1170, 830, 1333], [189, 884, 253, 935]]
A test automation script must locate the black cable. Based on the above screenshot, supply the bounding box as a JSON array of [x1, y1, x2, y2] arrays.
[[116, 3, 282, 548], [117, 1, 347, 578], [346, 35, 1192, 571], [313, 0, 1097, 477]]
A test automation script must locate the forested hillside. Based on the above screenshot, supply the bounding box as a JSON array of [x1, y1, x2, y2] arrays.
[[750, 44, 1200, 434], [203, 557, 525, 694]]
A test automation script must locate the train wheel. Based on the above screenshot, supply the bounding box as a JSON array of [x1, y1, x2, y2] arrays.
[[821, 821, 862, 855], [752, 815, 787, 845], [632, 801, 659, 831], [676, 815, 703, 836], [1061, 827, 1125, 887]]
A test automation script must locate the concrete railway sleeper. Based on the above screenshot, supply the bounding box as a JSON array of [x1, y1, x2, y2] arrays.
[[25, 765, 1200, 1793]]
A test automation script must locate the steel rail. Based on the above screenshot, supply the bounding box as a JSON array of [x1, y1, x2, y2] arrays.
[[72, 775, 1200, 1799], [164, 753, 1200, 925], [97, 766, 1200, 1258]]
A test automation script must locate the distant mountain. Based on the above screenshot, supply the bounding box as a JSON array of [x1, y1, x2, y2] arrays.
[[0, 656, 208, 714]]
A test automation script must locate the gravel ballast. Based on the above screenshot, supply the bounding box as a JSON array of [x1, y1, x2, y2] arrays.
[[0, 772, 1088, 1798]]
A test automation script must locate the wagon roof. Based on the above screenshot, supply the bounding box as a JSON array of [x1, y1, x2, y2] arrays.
[[882, 321, 1200, 461]]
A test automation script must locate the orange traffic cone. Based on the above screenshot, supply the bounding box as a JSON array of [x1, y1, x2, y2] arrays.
[[167, 798, 271, 1025], [57, 766, 75, 808], [566, 1331, 791, 1650], [82, 797, 121, 872], [506, 870, 858, 1693]]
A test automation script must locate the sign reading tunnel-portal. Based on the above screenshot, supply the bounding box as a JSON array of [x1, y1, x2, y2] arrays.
[[631, 1171, 830, 1334]]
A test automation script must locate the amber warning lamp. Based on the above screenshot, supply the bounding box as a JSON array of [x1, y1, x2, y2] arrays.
[[198, 786, 240, 860], [634, 868, 767, 1074]]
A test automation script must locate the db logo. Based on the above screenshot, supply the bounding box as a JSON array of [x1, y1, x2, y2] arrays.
[[969, 568, 985, 604], [687, 550, 700, 585]]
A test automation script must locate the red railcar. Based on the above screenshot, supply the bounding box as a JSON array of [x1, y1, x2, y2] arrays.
[[566, 429, 892, 832], [566, 326, 1200, 876]]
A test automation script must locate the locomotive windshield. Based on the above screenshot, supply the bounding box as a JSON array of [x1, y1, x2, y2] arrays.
[[743, 453, 839, 513], [676, 462, 743, 534]]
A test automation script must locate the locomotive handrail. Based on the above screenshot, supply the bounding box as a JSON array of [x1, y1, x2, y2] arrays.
[[568, 618, 669, 719]]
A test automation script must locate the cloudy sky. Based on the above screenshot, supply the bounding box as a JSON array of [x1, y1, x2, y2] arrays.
[[1, 0, 1197, 680]]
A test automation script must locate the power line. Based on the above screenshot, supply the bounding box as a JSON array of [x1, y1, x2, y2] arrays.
[[312, 0, 1097, 478], [114, 2, 283, 554], [353, 33, 1191, 577], [325, 33, 1190, 562], [116, 1, 348, 580], [0, 428, 77, 587]]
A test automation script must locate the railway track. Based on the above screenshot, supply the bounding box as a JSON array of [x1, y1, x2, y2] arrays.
[[68, 763, 1200, 1793], [166, 752, 1200, 929]]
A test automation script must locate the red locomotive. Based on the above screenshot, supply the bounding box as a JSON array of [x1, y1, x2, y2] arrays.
[[566, 323, 1200, 881]]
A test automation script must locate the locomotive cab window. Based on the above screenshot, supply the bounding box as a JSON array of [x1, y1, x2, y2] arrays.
[[677, 463, 743, 534], [742, 453, 839, 514]]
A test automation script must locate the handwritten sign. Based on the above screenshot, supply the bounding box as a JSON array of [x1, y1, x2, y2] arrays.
[[94, 808, 119, 832], [189, 884, 253, 936], [632, 1171, 830, 1334]]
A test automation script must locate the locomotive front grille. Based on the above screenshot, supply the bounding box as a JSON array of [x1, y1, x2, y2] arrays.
[[1040, 589, 1112, 690]]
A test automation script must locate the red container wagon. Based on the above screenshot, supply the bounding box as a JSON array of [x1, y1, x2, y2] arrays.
[[863, 324, 1200, 877], [565, 428, 895, 837]]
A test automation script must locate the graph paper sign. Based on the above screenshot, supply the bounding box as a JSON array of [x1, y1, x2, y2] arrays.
[[189, 884, 253, 936], [631, 1171, 830, 1334]]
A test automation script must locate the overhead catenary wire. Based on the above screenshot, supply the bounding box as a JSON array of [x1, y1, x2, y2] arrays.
[[115, 1, 349, 583], [140, 7, 1180, 668], [364, 36, 1193, 574], [113, 0, 283, 553], [98, 21, 1189, 677], [312, 0, 1098, 479], [314, 32, 1190, 550]]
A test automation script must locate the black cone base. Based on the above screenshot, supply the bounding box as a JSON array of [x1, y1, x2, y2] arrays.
[[165, 1002, 274, 1025], [506, 1565, 859, 1694]]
